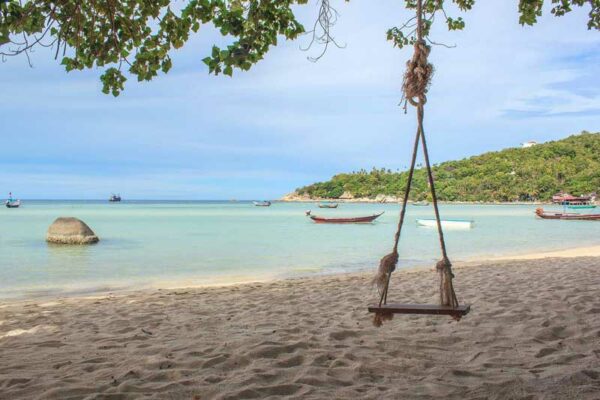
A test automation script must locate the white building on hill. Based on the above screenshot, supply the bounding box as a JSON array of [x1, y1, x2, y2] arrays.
[[521, 141, 538, 148]]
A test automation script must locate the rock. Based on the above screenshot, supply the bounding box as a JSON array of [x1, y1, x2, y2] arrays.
[[339, 191, 355, 200], [280, 192, 312, 202], [376, 195, 399, 203], [46, 217, 99, 244]]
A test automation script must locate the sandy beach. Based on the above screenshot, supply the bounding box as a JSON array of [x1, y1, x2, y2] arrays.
[[1, 254, 600, 399]]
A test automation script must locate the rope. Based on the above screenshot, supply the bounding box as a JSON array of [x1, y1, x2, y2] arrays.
[[371, 129, 419, 297], [372, 0, 459, 326], [402, 40, 433, 108]]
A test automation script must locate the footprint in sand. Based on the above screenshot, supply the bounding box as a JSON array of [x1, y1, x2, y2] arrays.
[[276, 354, 304, 368], [202, 354, 229, 368], [328, 330, 360, 341], [535, 347, 557, 358]]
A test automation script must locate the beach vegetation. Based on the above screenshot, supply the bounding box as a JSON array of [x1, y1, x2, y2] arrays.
[[296, 132, 600, 202]]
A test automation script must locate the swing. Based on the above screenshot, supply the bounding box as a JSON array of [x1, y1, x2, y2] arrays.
[[368, 0, 470, 326]]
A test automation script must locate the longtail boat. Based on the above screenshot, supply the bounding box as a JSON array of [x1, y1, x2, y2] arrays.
[[535, 208, 600, 221], [308, 211, 384, 224], [253, 201, 271, 207], [318, 203, 339, 208]]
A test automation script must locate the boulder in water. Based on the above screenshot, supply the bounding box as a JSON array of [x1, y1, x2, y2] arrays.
[[46, 217, 99, 244]]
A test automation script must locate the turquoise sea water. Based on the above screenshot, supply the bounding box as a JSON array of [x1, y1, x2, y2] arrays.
[[1, 201, 598, 299]]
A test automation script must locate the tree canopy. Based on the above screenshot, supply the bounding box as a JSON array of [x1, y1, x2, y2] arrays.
[[1, 1, 598, 95], [295, 132, 600, 202]]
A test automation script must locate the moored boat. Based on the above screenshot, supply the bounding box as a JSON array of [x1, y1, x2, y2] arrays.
[[5, 192, 20, 208], [566, 204, 597, 209], [552, 192, 594, 205], [253, 201, 271, 207], [416, 218, 474, 229], [5, 199, 20, 208], [109, 194, 122, 202], [318, 203, 339, 208], [308, 211, 384, 224], [535, 208, 600, 221], [413, 201, 429, 206]]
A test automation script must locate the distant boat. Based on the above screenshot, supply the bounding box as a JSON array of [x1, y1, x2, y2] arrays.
[[5, 199, 20, 208], [308, 211, 384, 224], [413, 201, 429, 206], [566, 204, 597, 209], [109, 194, 122, 202], [552, 192, 594, 205], [5, 192, 20, 208], [253, 201, 271, 207], [416, 218, 474, 229], [318, 203, 339, 208], [535, 208, 600, 221]]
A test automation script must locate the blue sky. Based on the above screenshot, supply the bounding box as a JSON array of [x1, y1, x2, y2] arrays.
[[1, 1, 599, 200]]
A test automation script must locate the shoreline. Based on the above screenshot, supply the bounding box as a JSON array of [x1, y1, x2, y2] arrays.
[[278, 198, 554, 205], [1, 255, 600, 398], [458, 244, 600, 265], [2, 242, 599, 306]]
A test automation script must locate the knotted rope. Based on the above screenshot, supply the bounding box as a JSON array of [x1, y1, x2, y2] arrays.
[[437, 258, 459, 313], [402, 39, 433, 108], [372, 0, 459, 326]]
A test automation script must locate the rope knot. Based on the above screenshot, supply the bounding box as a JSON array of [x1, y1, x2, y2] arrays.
[[372, 251, 398, 292], [435, 258, 454, 277], [372, 310, 394, 327], [437, 257, 459, 309], [402, 39, 434, 107]]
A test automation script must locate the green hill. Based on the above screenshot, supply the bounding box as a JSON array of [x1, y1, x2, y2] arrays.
[[295, 131, 600, 202]]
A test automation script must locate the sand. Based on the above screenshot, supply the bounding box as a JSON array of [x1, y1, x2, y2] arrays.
[[489, 245, 600, 261], [1, 256, 600, 399]]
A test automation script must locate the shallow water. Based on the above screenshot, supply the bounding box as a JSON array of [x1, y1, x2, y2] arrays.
[[0, 200, 598, 299]]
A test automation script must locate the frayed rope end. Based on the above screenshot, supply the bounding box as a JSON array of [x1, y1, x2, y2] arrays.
[[371, 251, 399, 292], [373, 311, 394, 327]]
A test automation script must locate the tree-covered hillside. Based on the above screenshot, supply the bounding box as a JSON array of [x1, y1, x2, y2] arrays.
[[296, 132, 600, 202]]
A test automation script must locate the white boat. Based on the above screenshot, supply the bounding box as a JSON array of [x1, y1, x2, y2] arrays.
[[416, 218, 474, 229], [5, 199, 21, 208], [5, 192, 20, 208]]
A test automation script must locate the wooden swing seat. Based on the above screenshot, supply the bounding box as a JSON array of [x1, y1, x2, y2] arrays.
[[368, 303, 470, 319]]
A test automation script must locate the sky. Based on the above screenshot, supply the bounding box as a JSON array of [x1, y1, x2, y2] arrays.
[[1, 1, 599, 200]]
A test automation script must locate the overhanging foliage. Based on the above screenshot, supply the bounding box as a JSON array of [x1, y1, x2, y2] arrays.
[[1, 1, 598, 95]]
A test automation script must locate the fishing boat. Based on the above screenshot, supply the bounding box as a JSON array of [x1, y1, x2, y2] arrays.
[[253, 201, 271, 207], [109, 194, 121, 202], [413, 201, 429, 206], [307, 211, 384, 224], [416, 218, 474, 229], [5, 199, 20, 208], [318, 203, 339, 208], [535, 208, 600, 221], [5, 192, 20, 208]]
